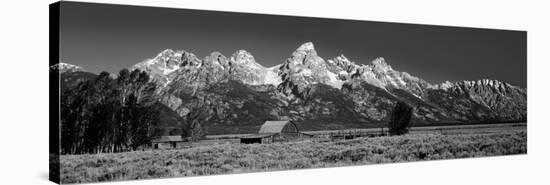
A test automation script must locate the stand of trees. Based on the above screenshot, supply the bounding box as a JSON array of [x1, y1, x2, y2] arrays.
[[59, 69, 162, 154], [181, 99, 210, 142], [388, 101, 413, 136]]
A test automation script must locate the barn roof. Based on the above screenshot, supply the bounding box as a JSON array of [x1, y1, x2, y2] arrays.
[[152, 136, 183, 143], [259, 120, 296, 134]]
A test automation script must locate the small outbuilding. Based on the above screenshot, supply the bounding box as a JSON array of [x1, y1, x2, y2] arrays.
[[151, 135, 186, 149], [240, 120, 311, 144]]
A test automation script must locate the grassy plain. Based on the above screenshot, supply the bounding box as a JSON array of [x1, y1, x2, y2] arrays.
[[60, 129, 526, 183]]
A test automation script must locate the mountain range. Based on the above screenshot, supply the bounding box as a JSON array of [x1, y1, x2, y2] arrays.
[[53, 42, 527, 134]]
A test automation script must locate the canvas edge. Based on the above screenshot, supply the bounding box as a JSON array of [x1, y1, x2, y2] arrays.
[[49, 1, 61, 184]]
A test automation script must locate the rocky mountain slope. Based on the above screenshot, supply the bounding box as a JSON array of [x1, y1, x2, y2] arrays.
[[55, 42, 527, 134]]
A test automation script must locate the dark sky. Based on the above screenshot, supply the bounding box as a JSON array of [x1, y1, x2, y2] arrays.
[[58, 1, 527, 87]]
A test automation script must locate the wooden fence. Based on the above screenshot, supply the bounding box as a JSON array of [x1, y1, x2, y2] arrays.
[[312, 128, 388, 140]]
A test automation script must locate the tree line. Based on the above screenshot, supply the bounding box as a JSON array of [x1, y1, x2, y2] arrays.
[[59, 69, 163, 154]]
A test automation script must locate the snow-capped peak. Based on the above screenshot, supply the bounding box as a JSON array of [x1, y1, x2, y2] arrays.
[[227, 50, 283, 86], [335, 54, 351, 63], [370, 57, 392, 72], [295, 42, 317, 55], [158, 49, 175, 57], [328, 54, 359, 73], [427, 79, 520, 95], [428, 80, 454, 90], [132, 49, 192, 76], [230, 50, 263, 69], [51, 62, 86, 73]]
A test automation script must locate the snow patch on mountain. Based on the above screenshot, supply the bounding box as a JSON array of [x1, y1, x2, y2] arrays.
[[264, 65, 282, 86], [326, 70, 345, 88], [51, 62, 86, 73]]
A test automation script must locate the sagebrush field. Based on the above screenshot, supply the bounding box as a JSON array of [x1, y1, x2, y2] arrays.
[[60, 130, 526, 183]]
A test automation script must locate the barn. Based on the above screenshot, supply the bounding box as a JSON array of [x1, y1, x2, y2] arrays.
[[151, 136, 186, 149], [240, 120, 311, 144], [240, 133, 275, 144]]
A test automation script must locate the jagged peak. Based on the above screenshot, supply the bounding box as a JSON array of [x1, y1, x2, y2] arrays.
[[132, 49, 197, 76], [430, 80, 454, 90], [470, 79, 519, 89], [230, 49, 264, 68], [295, 42, 317, 55], [233, 49, 251, 56], [326, 54, 359, 74], [231, 49, 254, 60], [369, 57, 392, 72], [150, 49, 200, 62], [203, 51, 227, 61], [155, 49, 199, 59], [338, 54, 348, 59], [297, 42, 314, 50], [429, 79, 524, 92], [462, 79, 501, 86], [371, 57, 388, 66], [284, 42, 321, 68], [200, 51, 228, 69], [334, 54, 350, 63], [157, 49, 175, 57], [207, 51, 226, 57]]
